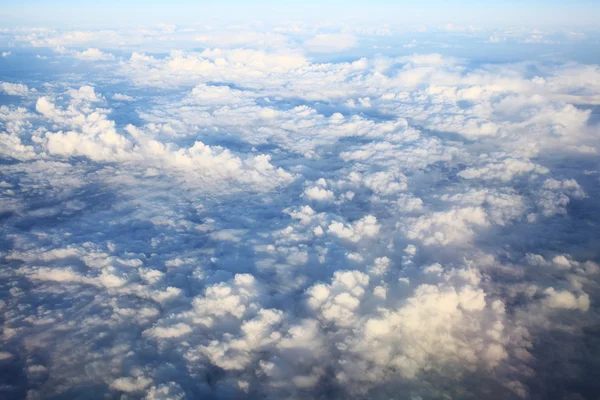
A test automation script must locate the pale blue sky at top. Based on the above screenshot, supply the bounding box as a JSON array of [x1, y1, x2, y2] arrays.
[[2, 0, 600, 28]]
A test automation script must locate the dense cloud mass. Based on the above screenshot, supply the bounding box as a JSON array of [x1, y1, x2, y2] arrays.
[[1, 22, 600, 400]]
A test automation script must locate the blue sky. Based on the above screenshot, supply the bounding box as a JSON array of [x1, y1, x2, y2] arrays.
[[3, 0, 600, 27]]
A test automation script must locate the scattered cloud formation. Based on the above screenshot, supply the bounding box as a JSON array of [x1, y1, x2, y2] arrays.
[[0, 20, 599, 400]]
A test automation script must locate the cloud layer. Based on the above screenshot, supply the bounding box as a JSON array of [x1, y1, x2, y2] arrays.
[[1, 23, 600, 400]]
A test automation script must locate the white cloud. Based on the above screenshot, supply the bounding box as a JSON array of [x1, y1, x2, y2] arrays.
[[303, 186, 335, 201], [328, 215, 381, 242], [305, 33, 358, 52], [458, 157, 549, 181], [404, 207, 490, 246], [536, 178, 586, 216], [112, 93, 134, 101], [1, 81, 30, 96], [111, 376, 153, 393], [32, 90, 296, 194], [74, 47, 115, 61], [362, 170, 408, 195], [189, 83, 252, 105], [542, 288, 590, 312], [145, 382, 185, 400]]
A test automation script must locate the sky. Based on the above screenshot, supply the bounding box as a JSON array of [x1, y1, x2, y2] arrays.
[[3, 0, 600, 27], [1, 2, 600, 400]]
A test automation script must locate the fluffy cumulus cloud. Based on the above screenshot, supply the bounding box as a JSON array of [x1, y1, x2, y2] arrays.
[[1, 82, 31, 96], [0, 20, 599, 400], [74, 47, 115, 61]]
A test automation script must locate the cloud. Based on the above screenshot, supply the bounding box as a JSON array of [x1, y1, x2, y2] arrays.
[[0, 82, 30, 96], [74, 47, 115, 61], [111, 375, 153, 393], [31, 88, 296, 194], [458, 157, 549, 182], [112, 93, 134, 101], [404, 207, 490, 246], [188, 83, 252, 106], [305, 33, 358, 52], [362, 171, 408, 195], [536, 178, 586, 216], [328, 215, 381, 243], [303, 181, 335, 202], [542, 287, 590, 311]]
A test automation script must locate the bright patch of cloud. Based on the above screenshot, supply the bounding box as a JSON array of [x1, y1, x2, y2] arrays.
[[305, 33, 358, 52], [74, 47, 115, 61]]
